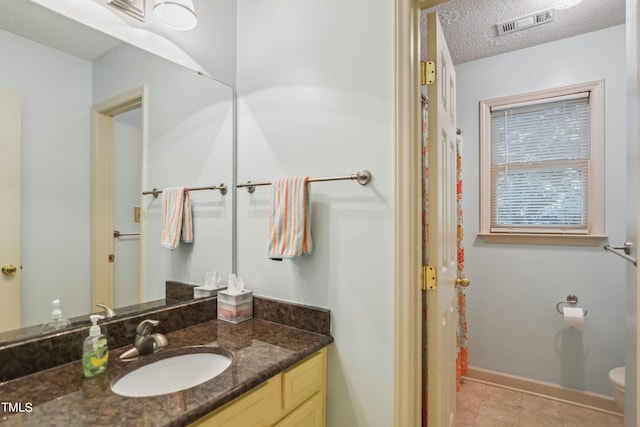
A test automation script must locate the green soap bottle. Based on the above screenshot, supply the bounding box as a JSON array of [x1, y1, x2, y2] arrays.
[[82, 314, 108, 378]]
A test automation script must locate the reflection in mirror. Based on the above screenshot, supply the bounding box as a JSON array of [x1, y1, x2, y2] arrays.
[[0, 3, 234, 344]]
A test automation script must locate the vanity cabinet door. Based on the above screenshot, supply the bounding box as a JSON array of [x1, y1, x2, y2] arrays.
[[190, 348, 327, 427], [190, 374, 283, 427], [282, 350, 325, 413], [274, 391, 324, 427]]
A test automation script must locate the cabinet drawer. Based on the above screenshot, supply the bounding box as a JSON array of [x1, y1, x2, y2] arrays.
[[274, 391, 324, 427], [282, 350, 325, 413], [190, 374, 282, 427]]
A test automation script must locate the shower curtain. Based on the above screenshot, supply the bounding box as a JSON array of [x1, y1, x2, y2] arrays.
[[421, 97, 468, 424], [455, 138, 469, 389]]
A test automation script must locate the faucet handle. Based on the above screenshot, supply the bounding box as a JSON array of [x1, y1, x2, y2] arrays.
[[136, 319, 160, 335], [96, 303, 116, 318]]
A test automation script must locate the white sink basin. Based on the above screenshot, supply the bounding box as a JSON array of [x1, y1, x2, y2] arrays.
[[111, 350, 232, 397]]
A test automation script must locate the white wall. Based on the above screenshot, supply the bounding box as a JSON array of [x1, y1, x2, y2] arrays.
[[0, 29, 93, 326], [236, 0, 395, 425], [458, 25, 627, 396]]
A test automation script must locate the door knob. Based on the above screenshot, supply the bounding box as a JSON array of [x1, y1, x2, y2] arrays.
[[455, 277, 470, 287], [2, 264, 17, 276]]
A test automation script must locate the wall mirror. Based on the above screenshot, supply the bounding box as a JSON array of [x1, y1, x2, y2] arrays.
[[0, 1, 234, 344]]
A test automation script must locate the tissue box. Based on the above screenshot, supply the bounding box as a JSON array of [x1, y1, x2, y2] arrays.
[[194, 285, 227, 299], [217, 290, 253, 324]]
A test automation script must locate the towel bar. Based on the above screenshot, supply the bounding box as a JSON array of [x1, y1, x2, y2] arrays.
[[142, 183, 228, 198], [237, 170, 372, 193], [604, 242, 637, 266], [114, 230, 140, 238]]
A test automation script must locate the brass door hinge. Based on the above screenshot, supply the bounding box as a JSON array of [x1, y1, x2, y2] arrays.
[[420, 61, 435, 86], [421, 265, 436, 291], [108, 254, 115, 263]]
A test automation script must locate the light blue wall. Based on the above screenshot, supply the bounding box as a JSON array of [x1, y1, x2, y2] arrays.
[[93, 44, 235, 301], [457, 25, 627, 396], [236, 0, 395, 425], [0, 29, 93, 326]]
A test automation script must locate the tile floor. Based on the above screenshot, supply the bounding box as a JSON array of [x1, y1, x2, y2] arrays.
[[455, 378, 624, 427]]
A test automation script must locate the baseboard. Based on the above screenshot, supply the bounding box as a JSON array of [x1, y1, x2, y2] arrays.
[[464, 366, 623, 416]]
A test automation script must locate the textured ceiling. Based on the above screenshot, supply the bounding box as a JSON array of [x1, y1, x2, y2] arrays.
[[422, 0, 625, 65]]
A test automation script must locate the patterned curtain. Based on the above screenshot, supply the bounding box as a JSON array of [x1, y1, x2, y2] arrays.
[[456, 138, 469, 391], [421, 98, 469, 425]]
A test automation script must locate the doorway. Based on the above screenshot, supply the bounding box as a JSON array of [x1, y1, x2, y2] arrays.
[[91, 85, 147, 311], [113, 108, 142, 307], [394, 1, 639, 426]]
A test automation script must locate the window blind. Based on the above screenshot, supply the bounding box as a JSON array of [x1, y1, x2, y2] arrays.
[[490, 96, 590, 232]]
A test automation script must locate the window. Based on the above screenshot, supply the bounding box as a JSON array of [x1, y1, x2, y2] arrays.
[[479, 81, 606, 246]]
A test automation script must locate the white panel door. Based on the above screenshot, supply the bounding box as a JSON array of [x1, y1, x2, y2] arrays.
[[426, 11, 458, 427], [0, 86, 21, 332]]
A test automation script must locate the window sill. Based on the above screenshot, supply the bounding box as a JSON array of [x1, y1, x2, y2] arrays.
[[478, 233, 608, 247]]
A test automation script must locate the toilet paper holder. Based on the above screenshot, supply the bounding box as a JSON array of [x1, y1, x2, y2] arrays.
[[556, 294, 588, 316]]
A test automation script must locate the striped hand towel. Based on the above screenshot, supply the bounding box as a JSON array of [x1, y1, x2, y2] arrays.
[[161, 186, 193, 250], [269, 176, 313, 259]]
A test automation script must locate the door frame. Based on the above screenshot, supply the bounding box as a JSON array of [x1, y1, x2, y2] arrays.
[[394, 0, 450, 425], [91, 85, 147, 310]]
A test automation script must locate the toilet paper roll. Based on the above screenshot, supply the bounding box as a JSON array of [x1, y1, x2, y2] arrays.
[[562, 306, 585, 327]]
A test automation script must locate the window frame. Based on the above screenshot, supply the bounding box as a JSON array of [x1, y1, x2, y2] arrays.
[[479, 80, 607, 246]]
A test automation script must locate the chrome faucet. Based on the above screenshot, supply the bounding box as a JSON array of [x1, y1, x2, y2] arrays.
[[119, 319, 169, 359], [96, 303, 116, 318]]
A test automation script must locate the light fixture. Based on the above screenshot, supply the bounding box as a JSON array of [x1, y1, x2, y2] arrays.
[[153, 0, 198, 31], [108, 0, 146, 22]]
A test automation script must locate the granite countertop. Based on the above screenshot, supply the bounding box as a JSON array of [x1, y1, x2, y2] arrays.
[[0, 318, 333, 427]]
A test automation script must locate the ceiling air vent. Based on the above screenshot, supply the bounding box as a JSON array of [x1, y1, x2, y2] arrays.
[[496, 9, 554, 36]]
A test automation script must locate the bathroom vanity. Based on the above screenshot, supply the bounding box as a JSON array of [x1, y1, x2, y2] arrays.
[[0, 297, 333, 426]]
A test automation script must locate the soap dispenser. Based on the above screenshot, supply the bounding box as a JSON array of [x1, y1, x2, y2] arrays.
[[82, 314, 109, 378], [41, 299, 72, 334]]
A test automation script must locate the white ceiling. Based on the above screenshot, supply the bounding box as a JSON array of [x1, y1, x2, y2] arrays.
[[423, 0, 625, 65]]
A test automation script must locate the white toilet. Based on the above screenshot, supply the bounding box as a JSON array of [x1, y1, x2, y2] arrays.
[[609, 366, 625, 411]]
